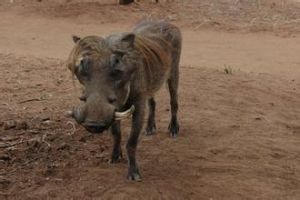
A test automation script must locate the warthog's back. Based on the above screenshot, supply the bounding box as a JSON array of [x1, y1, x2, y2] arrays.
[[133, 20, 182, 47], [132, 20, 182, 95]]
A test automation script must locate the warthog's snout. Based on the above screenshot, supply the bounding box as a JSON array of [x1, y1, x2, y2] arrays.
[[69, 106, 112, 134], [66, 105, 135, 134], [82, 120, 111, 133]]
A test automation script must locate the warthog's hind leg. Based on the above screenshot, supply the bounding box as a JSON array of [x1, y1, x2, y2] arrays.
[[145, 97, 157, 136], [168, 77, 179, 137], [110, 121, 122, 163], [168, 35, 181, 137], [126, 98, 145, 181]]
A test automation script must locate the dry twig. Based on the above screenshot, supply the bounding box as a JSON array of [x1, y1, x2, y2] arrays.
[[66, 121, 77, 136], [18, 98, 43, 104]]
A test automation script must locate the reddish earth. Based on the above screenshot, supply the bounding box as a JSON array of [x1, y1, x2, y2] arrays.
[[0, 1, 300, 199]]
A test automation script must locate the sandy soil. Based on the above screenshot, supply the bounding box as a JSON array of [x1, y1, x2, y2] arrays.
[[0, 1, 300, 199]]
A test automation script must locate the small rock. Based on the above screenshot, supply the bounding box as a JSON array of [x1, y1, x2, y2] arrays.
[[41, 120, 53, 126], [95, 153, 106, 159], [167, 14, 177, 21], [79, 136, 87, 143], [15, 121, 28, 130], [40, 116, 50, 122], [56, 79, 64, 85], [3, 120, 17, 130], [0, 154, 11, 161], [57, 143, 70, 151], [47, 134, 57, 142], [0, 177, 11, 189], [3, 120, 28, 130], [27, 139, 41, 149]]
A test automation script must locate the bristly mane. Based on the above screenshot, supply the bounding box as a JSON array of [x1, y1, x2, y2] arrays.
[[66, 36, 104, 74], [134, 33, 172, 74]]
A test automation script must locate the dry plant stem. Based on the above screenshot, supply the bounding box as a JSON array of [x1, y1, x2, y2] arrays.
[[66, 121, 76, 135], [0, 134, 50, 149], [18, 98, 43, 104], [0, 138, 25, 148]]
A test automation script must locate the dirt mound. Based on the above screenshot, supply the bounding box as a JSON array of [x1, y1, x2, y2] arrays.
[[0, 54, 299, 199], [1, 0, 300, 33]]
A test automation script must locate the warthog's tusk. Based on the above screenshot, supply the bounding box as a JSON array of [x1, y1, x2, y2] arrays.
[[115, 105, 135, 120], [65, 110, 74, 117]]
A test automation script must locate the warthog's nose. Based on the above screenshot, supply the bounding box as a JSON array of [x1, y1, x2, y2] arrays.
[[71, 107, 85, 124], [82, 120, 109, 133]]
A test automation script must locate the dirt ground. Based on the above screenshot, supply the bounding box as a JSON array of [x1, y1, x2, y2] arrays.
[[0, 0, 300, 199]]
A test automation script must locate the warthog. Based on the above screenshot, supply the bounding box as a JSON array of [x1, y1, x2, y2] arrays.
[[66, 20, 182, 181]]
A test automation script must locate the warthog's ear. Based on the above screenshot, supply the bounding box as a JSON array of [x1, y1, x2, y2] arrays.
[[72, 35, 81, 43], [121, 33, 135, 48]]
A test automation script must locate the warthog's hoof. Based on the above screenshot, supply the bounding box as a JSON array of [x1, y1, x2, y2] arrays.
[[127, 169, 142, 181], [168, 120, 179, 138], [110, 150, 123, 164], [145, 124, 156, 136], [109, 157, 121, 164]]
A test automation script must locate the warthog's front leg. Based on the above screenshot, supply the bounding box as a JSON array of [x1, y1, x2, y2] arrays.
[[145, 97, 156, 136], [110, 121, 122, 163], [126, 97, 145, 181]]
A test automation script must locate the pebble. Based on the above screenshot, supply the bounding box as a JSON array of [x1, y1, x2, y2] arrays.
[[57, 143, 70, 151], [3, 120, 28, 130], [0, 154, 11, 161]]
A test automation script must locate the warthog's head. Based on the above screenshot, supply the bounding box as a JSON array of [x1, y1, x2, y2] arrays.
[[66, 34, 139, 133]]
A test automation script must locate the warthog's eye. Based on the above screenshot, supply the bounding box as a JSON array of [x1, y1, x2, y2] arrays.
[[110, 69, 123, 80], [110, 53, 125, 81], [110, 53, 122, 67], [76, 58, 89, 77]]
